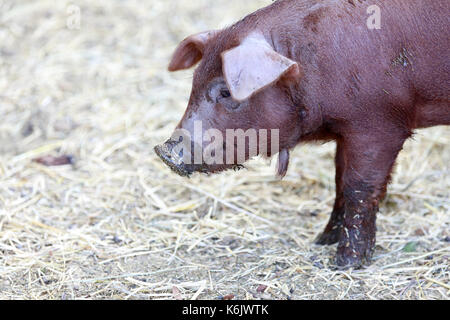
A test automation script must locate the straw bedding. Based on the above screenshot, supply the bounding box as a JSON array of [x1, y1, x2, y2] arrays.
[[0, 0, 448, 299]]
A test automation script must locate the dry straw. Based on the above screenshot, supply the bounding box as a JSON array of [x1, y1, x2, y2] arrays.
[[0, 0, 448, 299]]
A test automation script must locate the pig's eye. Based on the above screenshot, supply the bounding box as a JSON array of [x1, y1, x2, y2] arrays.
[[216, 88, 231, 102], [206, 78, 243, 111], [220, 89, 231, 99], [206, 80, 232, 102]]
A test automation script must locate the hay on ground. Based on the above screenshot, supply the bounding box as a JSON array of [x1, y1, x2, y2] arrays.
[[0, 0, 448, 299]]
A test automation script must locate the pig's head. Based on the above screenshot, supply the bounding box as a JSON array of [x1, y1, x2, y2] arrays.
[[155, 29, 308, 178]]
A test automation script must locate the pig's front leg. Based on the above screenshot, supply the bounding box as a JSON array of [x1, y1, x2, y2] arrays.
[[315, 140, 345, 245], [335, 130, 407, 268]]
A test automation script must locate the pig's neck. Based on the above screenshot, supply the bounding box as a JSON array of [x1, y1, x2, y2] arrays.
[[266, 23, 334, 144], [267, 35, 324, 144]]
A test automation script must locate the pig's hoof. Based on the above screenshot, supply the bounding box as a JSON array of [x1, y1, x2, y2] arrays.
[[315, 229, 341, 245], [335, 243, 374, 269], [335, 253, 365, 269]]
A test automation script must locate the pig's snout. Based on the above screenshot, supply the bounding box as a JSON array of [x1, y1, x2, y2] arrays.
[[154, 139, 194, 177], [155, 138, 211, 177], [155, 138, 246, 177]]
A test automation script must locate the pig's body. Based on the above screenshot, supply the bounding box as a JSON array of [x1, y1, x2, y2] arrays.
[[156, 0, 449, 268], [285, 0, 448, 130], [220, 0, 449, 139]]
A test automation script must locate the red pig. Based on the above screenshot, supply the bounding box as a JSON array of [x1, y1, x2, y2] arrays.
[[155, 0, 449, 268]]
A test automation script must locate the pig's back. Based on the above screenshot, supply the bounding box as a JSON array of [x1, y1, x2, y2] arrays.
[[287, 0, 449, 124]]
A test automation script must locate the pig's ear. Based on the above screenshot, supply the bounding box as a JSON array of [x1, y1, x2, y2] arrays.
[[221, 32, 301, 101], [168, 31, 218, 72]]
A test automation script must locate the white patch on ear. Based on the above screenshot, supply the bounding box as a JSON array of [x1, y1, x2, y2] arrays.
[[221, 32, 300, 101]]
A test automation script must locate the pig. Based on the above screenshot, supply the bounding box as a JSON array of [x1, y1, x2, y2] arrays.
[[155, 0, 449, 268]]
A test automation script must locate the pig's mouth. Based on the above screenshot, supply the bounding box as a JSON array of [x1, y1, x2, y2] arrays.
[[154, 139, 244, 177]]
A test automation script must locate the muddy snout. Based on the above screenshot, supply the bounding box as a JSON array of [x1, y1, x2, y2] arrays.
[[155, 138, 212, 177], [154, 139, 192, 177]]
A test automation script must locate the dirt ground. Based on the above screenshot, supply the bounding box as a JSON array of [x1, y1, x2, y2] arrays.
[[0, 0, 448, 300]]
